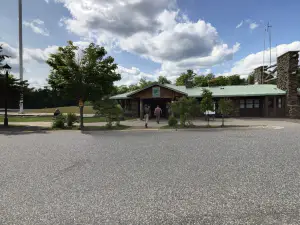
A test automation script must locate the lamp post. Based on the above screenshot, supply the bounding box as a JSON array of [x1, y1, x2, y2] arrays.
[[2, 64, 11, 127]]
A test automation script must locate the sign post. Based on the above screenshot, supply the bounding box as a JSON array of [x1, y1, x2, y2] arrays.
[[79, 99, 84, 130], [79, 99, 84, 107]]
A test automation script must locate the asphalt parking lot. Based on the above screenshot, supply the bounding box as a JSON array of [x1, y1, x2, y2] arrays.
[[1, 121, 300, 224]]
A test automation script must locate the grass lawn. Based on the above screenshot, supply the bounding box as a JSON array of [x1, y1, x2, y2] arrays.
[[0, 116, 54, 122], [25, 106, 96, 114], [0, 116, 107, 123]]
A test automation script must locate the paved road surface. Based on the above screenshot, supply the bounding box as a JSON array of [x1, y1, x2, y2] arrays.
[[1, 124, 300, 224]]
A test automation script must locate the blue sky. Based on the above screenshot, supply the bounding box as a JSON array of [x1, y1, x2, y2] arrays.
[[1, 0, 300, 87]]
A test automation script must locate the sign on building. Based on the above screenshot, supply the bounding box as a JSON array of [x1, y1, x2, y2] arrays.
[[152, 87, 160, 98]]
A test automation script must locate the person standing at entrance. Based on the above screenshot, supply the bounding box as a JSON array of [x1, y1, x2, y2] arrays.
[[154, 105, 162, 124], [144, 104, 150, 128]]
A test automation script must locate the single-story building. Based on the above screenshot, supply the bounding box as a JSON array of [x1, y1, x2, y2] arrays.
[[110, 83, 293, 118], [111, 51, 300, 119]]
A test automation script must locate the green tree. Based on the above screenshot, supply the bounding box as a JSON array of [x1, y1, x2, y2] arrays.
[[116, 85, 129, 94], [0, 74, 30, 109], [128, 84, 140, 91], [227, 74, 245, 85], [217, 99, 233, 127], [248, 73, 255, 84], [194, 75, 209, 87], [298, 69, 300, 87], [1, 45, 30, 110], [194, 74, 245, 87], [0, 45, 9, 66], [194, 73, 215, 87], [171, 97, 199, 127], [139, 78, 154, 88], [176, 69, 196, 87], [158, 76, 171, 84], [209, 76, 228, 87], [93, 98, 123, 128], [200, 89, 214, 126], [206, 73, 215, 81], [47, 41, 121, 129]]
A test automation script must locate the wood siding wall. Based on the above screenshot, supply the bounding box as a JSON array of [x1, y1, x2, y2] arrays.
[[130, 85, 185, 99]]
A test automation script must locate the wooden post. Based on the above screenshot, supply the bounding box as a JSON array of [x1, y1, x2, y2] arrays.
[[79, 99, 84, 130], [273, 96, 277, 117], [264, 96, 269, 117], [140, 99, 143, 120]]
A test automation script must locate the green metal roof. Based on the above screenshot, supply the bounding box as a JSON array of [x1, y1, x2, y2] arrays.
[[127, 83, 187, 97], [188, 85, 286, 97], [110, 84, 287, 99], [110, 90, 136, 100]]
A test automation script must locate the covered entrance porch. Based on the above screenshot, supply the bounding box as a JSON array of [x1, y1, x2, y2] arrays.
[[140, 98, 172, 119], [125, 83, 186, 120]]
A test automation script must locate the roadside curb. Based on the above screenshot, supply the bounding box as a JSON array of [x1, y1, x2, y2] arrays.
[[120, 128, 160, 131], [115, 125, 268, 132], [1, 125, 273, 134]]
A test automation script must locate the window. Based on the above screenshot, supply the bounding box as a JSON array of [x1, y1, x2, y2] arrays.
[[242, 99, 260, 109], [246, 99, 253, 108], [126, 100, 132, 110], [240, 100, 245, 108], [254, 99, 260, 108], [278, 98, 282, 108]]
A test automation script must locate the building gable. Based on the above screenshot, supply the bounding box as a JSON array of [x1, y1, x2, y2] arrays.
[[129, 84, 186, 99]]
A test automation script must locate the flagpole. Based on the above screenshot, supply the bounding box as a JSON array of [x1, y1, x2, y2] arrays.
[[19, 0, 24, 113]]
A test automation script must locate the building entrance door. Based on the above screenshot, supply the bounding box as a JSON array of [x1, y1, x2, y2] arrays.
[[143, 98, 171, 118]]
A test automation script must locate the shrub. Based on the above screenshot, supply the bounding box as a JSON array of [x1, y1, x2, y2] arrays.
[[93, 99, 124, 128], [217, 98, 233, 127], [200, 89, 214, 126], [52, 114, 66, 129], [171, 97, 199, 127], [168, 116, 178, 127], [66, 113, 78, 127]]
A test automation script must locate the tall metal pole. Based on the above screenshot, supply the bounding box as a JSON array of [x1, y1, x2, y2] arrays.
[[267, 22, 272, 67], [19, 0, 24, 113], [4, 70, 8, 127], [263, 27, 266, 84]]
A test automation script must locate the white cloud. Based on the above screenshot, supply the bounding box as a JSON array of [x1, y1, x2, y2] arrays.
[[54, 0, 239, 82], [58, 17, 67, 27], [222, 41, 300, 77], [236, 21, 243, 29], [116, 66, 155, 86], [23, 19, 50, 36], [45, 0, 49, 3], [56, 0, 176, 37], [1, 41, 149, 87], [249, 22, 259, 30], [154, 42, 240, 80], [236, 19, 260, 30], [120, 19, 222, 63], [0, 41, 59, 85]]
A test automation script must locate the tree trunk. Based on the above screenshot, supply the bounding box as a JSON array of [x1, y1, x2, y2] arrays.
[[207, 116, 210, 127], [80, 106, 84, 130], [222, 114, 224, 127]]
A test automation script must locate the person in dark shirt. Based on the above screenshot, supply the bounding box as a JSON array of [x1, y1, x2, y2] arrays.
[[54, 108, 61, 117], [144, 104, 150, 128], [154, 105, 162, 124]]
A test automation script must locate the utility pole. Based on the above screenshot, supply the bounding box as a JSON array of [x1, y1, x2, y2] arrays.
[[267, 22, 272, 67], [19, 0, 24, 113], [263, 26, 266, 84]]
